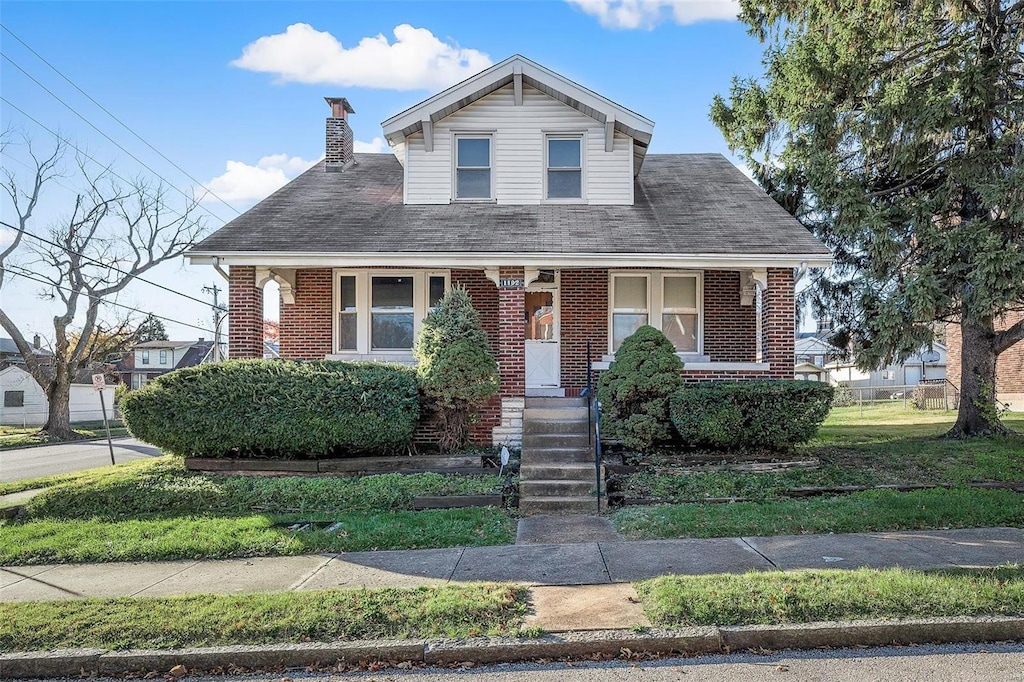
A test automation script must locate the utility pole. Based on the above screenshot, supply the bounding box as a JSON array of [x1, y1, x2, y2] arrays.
[[202, 283, 227, 361]]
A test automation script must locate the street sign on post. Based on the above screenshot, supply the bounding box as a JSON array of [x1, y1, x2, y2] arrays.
[[93, 374, 115, 466]]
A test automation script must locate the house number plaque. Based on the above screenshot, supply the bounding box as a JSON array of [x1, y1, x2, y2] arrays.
[[499, 278, 525, 289]]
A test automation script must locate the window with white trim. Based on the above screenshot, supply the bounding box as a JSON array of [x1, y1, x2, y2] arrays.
[[610, 272, 703, 353], [141, 350, 150, 365], [546, 135, 582, 200], [661, 275, 699, 353], [611, 274, 649, 351], [455, 136, 491, 200], [334, 271, 450, 354], [159, 349, 168, 364]]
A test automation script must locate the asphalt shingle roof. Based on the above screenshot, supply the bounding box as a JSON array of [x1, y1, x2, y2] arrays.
[[190, 153, 830, 257]]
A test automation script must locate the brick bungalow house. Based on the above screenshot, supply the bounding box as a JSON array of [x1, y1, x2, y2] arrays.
[[187, 55, 832, 449]]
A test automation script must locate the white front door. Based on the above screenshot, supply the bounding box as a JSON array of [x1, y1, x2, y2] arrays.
[[524, 288, 560, 387]]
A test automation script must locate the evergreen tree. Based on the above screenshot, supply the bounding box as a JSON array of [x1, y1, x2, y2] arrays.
[[711, 0, 1024, 436], [135, 313, 169, 343]]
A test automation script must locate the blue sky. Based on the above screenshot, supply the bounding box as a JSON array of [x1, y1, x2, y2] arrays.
[[1, 0, 770, 344]]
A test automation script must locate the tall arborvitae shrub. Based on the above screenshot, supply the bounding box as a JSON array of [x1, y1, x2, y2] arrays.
[[597, 325, 685, 453], [414, 287, 499, 451]]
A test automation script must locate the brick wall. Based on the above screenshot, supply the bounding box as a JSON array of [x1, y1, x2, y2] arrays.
[[228, 266, 264, 359], [703, 270, 757, 362], [452, 269, 501, 443], [497, 267, 526, 398], [560, 268, 608, 392], [947, 310, 1024, 401], [762, 268, 796, 379], [279, 269, 333, 360]]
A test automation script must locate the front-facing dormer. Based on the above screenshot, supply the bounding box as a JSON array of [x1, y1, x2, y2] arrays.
[[381, 55, 654, 205]]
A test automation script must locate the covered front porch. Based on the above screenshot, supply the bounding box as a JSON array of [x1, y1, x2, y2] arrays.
[[224, 261, 797, 446]]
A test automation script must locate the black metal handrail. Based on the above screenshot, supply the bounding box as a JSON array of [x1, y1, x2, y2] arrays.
[[585, 341, 602, 513]]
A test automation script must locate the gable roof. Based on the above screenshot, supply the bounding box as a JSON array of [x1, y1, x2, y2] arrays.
[[188, 153, 832, 268], [381, 55, 655, 174]]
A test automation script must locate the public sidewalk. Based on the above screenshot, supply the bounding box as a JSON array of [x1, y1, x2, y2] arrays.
[[3, 526, 1022, 604]]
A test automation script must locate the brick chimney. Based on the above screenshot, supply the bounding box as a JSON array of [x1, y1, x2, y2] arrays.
[[324, 97, 355, 172], [32, 334, 40, 350]]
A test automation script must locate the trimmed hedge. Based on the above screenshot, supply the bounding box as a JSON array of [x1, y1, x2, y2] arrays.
[[670, 380, 834, 450], [121, 360, 419, 458]]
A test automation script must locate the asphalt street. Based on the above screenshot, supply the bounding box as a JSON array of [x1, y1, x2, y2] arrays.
[[57, 643, 1024, 682], [0, 437, 162, 482]]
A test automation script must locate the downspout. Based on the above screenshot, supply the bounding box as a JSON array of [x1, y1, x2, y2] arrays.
[[794, 261, 809, 284], [212, 256, 230, 282]]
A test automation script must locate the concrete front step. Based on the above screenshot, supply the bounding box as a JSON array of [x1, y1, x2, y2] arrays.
[[523, 407, 590, 423], [520, 463, 596, 480], [520, 448, 594, 465], [520, 480, 594, 497], [519, 496, 601, 515], [525, 396, 588, 409], [522, 432, 591, 449], [523, 419, 590, 436]]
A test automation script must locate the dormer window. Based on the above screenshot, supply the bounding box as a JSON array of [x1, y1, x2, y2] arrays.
[[455, 135, 492, 200], [546, 135, 583, 200]]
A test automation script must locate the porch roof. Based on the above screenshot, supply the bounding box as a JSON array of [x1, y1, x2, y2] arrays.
[[188, 153, 832, 267]]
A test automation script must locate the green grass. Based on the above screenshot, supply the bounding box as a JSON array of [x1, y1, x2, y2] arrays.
[[617, 406, 1024, 503], [612, 487, 1024, 540], [0, 583, 527, 651], [0, 509, 515, 564], [636, 566, 1024, 626], [0, 456, 515, 564]]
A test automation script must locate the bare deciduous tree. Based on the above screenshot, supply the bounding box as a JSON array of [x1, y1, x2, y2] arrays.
[[0, 131, 206, 440]]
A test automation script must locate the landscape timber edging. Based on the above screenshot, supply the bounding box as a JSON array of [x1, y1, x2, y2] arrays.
[[3, 618, 1022, 678], [184, 455, 488, 477]]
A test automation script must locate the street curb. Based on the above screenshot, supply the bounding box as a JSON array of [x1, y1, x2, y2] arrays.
[[0, 433, 131, 453], [2, 617, 1022, 678]]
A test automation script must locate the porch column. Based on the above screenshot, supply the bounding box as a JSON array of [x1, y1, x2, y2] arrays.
[[493, 266, 525, 446], [228, 265, 264, 359], [762, 267, 796, 379]]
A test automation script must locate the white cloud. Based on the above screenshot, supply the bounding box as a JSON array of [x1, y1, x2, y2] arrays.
[[231, 23, 492, 90], [354, 137, 388, 154], [203, 154, 318, 203], [567, 0, 738, 29]]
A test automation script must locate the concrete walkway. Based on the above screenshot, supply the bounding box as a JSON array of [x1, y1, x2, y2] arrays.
[[3, 527, 1022, 604]]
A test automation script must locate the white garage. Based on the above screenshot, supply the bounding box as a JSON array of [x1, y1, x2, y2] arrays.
[[0, 365, 117, 427]]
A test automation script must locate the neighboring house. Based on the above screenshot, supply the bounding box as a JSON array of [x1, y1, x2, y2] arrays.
[[947, 311, 1024, 411], [794, 335, 841, 382], [0, 365, 115, 427], [826, 343, 948, 389], [117, 339, 214, 389], [186, 55, 832, 445], [0, 335, 53, 370]]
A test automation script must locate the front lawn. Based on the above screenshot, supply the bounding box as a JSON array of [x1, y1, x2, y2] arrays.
[[0, 583, 527, 651], [0, 422, 130, 450], [611, 406, 1024, 539], [636, 565, 1024, 626], [0, 457, 515, 564]]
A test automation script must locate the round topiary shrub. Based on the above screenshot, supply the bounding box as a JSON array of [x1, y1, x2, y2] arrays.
[[597, 325, 685, 453], [414, 287, 499, 452], [120, 359, 419, 458]]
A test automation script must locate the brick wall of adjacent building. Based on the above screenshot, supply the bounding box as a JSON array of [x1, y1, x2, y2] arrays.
[[703, 270, 757, 362], [228, 266, 264, 360], [947, 310, 1024, 404], [279, 269, 333, 360], [560, 268, 608, 392]]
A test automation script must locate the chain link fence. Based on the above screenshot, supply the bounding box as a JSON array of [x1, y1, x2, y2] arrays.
[[832, 380, 959, 411]]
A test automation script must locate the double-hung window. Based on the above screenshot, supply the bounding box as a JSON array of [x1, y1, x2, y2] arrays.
[[141, 350, 150, 365], [335, 271, 450, 355], [611, 273, 703, 353], [455, 136, 491, 200], [159, 350, 168, 364], [662, 276, 699, 353], [546, 135, 583, 200], [611, 275, 649, 351]]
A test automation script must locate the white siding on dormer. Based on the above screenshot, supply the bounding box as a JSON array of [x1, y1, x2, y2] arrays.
[[403, 84, 633, 205]]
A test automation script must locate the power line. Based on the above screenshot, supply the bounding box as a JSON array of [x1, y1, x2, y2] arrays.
[[0, 218, 218, 309], [0, 66, 232, 226], [5, 264, 219, 336], [0, 24, 242, 219]]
